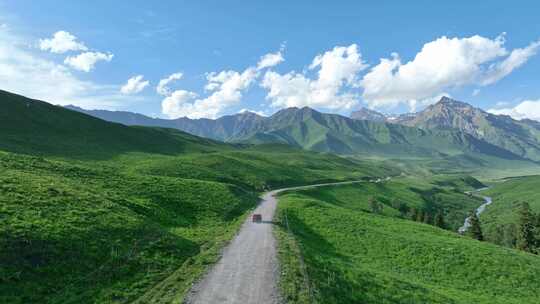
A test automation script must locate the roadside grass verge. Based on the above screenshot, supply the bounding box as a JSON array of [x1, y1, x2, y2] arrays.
[[276, 186, 540, 304], [0, 147, 393, 303]]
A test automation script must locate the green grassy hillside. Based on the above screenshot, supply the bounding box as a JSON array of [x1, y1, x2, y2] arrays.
[[0, 149, 388, 303], [0, 90, 225, 159], [0, 151, 258, 303], [481, 175, 540, 246], [281, 176, 484, 230], [275, 185, 540, 304], [0, 90, 396, 303], [375, 152, 540, 181]]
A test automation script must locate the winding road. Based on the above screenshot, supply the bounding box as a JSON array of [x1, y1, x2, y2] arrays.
[[185, 180, 364, 304]]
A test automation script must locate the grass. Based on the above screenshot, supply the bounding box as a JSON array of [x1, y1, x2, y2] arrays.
[[0, 90, 404, 303], [364, 153, 540, 182], [282, 175, 485, 230], [4, 89, 540, 303], [275, 185, 540, 304], [0, 148, 392, 303], [481, 175, 540, 246], [0, 151, 258, 303]]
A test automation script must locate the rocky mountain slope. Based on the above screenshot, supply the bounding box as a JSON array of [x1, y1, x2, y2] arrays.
[[391, 97, 540, 161], [350, 107, 387, 122]]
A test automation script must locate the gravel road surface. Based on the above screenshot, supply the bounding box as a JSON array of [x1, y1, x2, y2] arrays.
[[185, 180, 363, 304]]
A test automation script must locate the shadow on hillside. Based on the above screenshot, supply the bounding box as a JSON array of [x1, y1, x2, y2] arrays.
[[0, 221, 199, 303]]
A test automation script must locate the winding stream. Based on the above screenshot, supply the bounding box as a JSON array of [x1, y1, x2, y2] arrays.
[[458, 187, 492, 234]]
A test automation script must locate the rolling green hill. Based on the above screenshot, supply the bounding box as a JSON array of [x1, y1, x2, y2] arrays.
[[0, 90, 394, 303], [0, 90, 225, 159], [480, 175, 540, 246], [3, 89, 540, 303], [283, 175, 485, 231], [275, 184, 540, 304]]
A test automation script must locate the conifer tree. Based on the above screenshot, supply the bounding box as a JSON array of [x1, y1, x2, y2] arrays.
[[394, 200, 410, 218], [468, 212, 483, 241], [434, 211, 445, 229], [368, 197, 382, 214], [416, 210, 425, 222], [503, 224, 517, 248], [516, 202, 535, 253], [423, 212, 432, 225], [410, 208, 418, 221], [535, 213, 540, 253]]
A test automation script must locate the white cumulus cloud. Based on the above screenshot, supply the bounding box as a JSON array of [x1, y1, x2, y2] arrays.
[[261, 44, 367, 110], [120, 75, 149, 94], [157, 72, 183, 96], [162, 68, 258, 119], [0, 27, 138, 109], [488, 99, 540, 121], [482, 40, 540, 85], [64, 51, 113, 72], [361, 35, 540, 111], [257, 50, 284, 70], [39, 30, 88, 54], [161, 90, 199, 118]]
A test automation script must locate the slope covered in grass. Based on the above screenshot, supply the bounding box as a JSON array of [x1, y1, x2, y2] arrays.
[[286, 176, 484, 230], [481, 175, 540, 245], [0, 90, 400, 303], [0, 90, 225, 159], [0, 151, 259, 303], [0, 149, 392, 303], [129, 146, 397, 191], [276, 185, 540, 304]]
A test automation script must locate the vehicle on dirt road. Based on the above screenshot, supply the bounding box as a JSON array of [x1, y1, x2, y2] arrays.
[[252, 214, 262, 222]]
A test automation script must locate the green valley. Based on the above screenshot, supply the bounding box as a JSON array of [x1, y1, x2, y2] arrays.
[[0, 91, 391, 303], [2, 89, 540, 304], [4, 3, 540, 304]]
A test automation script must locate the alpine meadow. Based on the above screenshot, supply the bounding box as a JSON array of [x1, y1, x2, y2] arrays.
[[2, 2, 540, 304]]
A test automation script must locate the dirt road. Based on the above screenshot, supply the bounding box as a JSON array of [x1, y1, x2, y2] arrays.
[[185, 180, 363, 304]]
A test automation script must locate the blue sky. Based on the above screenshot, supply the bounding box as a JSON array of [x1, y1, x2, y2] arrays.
[[1, 1, 540, 120]]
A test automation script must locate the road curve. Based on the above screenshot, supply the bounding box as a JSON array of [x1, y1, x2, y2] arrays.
[[185, 180, 363, 304]]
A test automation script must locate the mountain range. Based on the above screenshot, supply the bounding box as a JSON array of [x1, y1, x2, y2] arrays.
[[358, 97, 540, 162], [66, 97, 540, 162]]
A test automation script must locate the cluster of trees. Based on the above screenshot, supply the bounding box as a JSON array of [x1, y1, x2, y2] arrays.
[[367, 197, 446, 229], [511, 202, 540, 254], [479, 202, 540, 254], [409, 207, 446, 229], [368, 197, 384, 215], [502, 202, 540, 254], [467, 212, 483, 241]]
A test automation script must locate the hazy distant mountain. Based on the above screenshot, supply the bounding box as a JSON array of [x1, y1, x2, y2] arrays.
[[350, 108, 387, 122], [65, 105, 265, 141]]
